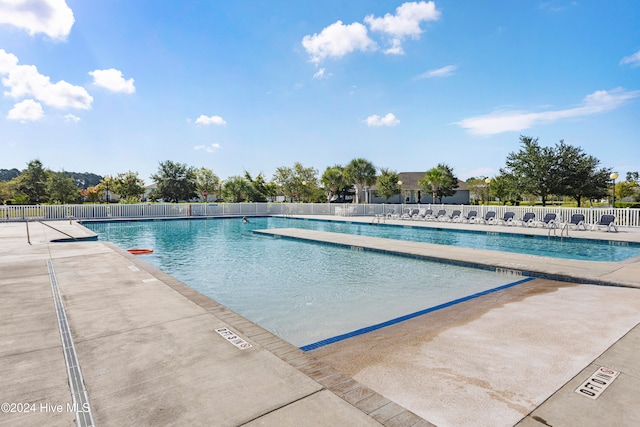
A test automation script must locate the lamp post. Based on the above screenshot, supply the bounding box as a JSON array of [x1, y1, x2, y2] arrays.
[[397, 180, 403, 205], [301, 181, 307, 203], [610, 172, 618, 208], [484, 177, 491, 205]]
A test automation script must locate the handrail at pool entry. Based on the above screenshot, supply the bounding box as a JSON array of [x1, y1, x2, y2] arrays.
[[1, 203, 640, 228]]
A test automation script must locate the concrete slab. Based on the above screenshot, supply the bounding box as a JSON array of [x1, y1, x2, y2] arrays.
[[0, 221, 423, 426]]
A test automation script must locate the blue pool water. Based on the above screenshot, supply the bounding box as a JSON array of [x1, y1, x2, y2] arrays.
[[280, 218, 640, 262], [86, 218, 524, 347]]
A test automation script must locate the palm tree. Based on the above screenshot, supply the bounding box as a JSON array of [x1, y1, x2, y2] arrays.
[[321, 165, 347, 202], [419, 164, 458, 203], [345, 158, 376, 204]]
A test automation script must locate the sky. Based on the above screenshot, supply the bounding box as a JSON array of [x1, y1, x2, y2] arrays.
[[1, 0, 639, 184]]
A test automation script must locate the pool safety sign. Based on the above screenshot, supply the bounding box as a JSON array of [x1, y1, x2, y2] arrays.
[[216, 327, 252, 350], [575, 367, 620, 399]]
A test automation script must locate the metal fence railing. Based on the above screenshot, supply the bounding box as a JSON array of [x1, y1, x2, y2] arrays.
[[1, 203, 639, 228]]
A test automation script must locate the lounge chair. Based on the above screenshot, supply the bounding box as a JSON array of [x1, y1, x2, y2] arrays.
[[411, 208, 428, 220], [385, 208, 397, 219], [401, 208, 419, 219], [421, 209, 436, 221], [516, 212, 536, 227], [442, 210, 461, 222], [475, 211, 496, 224], [458, 210, 478, 223], [534, 213, 557, 229], [591, 214, 618, 232], [564, 213, 586, 231], [494, 211, 515, 226], [434, 209, 448, 221]]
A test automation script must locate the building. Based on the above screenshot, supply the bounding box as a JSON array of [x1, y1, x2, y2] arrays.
[[368, 172, 470, 204]]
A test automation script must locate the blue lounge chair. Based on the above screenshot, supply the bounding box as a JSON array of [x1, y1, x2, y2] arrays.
[[591, 214, 618, 232], [565, 213, 586, 231], [475, 211, 496, 224], [495, 211, 515, 226], [458, 210, 478, 223], [516, 212, 536, 227], [443, 210, 461, 222], [535, 213, 557, 229]]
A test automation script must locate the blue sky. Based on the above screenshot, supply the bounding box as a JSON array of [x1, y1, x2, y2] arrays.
[[1, 0, 639, 184]]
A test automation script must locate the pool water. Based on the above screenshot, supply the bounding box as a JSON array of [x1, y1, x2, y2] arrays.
[[86, 218, 523, 347], [282, 218, 640, 262]]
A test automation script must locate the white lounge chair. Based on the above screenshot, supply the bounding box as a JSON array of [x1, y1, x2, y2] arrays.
[[591, 214, 618, 232]]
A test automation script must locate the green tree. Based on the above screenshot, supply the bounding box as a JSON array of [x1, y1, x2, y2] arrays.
[[222, 176, 251, 202], [321, 165, 348, 202], [489, 174, 521, 205], [112, 171, 146, 203], [555, 140, 610, 207], [47, 172, 80, 204], [419, 163, 459, 203], [465, 177, 490, 204], [195, 167, 220, 201], [501, 136, 558, 206], [151, 160, 196, 202], [345, 158, 376, 203], [0, 179, 19, 203], [17, 159, 49, 204], [272, 162, 318, 202], [375, 168, 400, 202], [244, 171, 269, 202]]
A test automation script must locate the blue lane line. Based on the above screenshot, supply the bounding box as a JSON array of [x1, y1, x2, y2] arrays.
[[299, 277, 535, 352]]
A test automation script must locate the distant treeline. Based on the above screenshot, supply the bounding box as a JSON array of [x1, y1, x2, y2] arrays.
[[0, 168, 102, 189]]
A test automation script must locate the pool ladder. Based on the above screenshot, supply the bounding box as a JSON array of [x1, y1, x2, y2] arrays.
[[548, 222, 569, 238]]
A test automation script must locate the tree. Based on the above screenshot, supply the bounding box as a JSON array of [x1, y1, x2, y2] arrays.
[[618, 172, 639, 201], [321, 166, 348, 202], [222, 176, 251, 202], [376, 168, 400, 202], [112, 171, 146, 203], [465, 177, 489, 204], [0, 168, 20, 181], [17, 159, 49, 204], [345, 158, 376, 204], [195, 167, 220, 201], [80, 185, 103, 203], [501, 136, 558, 206], [489, 174, 521, 205], [0, 179, 19, 203], [150, 160, 196, 202], [555, 141, 610, 207], [244, 171, 269, 202], [419, 163, 458, 203], [47, 172, 80, 204], [272, 162, 318, 202]]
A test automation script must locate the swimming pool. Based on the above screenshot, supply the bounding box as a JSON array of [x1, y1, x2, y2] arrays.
[[277, 218, 640, 262], [86, 218, 525, 347]]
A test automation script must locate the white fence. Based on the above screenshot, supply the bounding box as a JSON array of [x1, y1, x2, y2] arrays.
[[1, 203, 639, 228]]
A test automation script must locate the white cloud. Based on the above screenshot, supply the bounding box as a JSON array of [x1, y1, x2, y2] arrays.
[[89, 68, 135, 94], [418, 65, 457, 78], [364, 112, 400, 127], [0, 49, 92, 109], [364, 1, 441, 55], [620, 49, 640, 67], [312, 68, 332, 79], [63, 113, 79, 122], [7, 99, 44, 122], [194, 143, 222, 153], [0, 0, 75, 40], [456, 88, 640, 135], [302, 20, 376, 64], [195, 115, 226, 126]]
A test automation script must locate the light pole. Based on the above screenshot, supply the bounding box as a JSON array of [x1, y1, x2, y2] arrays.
[[610, 172, 618, 208], [397, 180, 403, 205], [484, 177, 491, 205]]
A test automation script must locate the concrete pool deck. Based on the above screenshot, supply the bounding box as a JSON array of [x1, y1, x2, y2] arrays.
[[1, 217, 640, 426]]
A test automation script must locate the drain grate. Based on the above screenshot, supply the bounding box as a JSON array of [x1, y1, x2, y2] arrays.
[[47, 260, 95, 427]]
